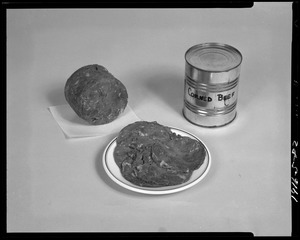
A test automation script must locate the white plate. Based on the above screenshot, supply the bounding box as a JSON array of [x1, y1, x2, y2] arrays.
[[102, 127, 211, 195]]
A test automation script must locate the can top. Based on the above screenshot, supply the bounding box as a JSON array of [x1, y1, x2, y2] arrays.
[[185, 43, 242, 72]]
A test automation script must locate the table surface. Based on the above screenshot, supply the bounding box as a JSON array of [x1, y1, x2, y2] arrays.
[[7, 3, 292, 235]]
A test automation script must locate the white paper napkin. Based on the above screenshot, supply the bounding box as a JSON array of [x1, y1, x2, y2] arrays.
[[48, 104, 141, 138]]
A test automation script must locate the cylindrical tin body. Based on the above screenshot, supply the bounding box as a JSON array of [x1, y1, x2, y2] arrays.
[[183, 43, 242, 127]]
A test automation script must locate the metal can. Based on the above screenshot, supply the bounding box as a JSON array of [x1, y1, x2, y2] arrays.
[[183, 42, 242, 127]]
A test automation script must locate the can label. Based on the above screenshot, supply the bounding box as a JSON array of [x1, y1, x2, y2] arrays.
[[184, 78, 239, 110]]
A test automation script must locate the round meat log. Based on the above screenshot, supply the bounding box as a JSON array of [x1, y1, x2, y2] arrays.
[[64, 64, 128, 125]]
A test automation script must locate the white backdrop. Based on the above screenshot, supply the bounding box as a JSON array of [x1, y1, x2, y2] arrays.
[[7, 3, 292, 235]]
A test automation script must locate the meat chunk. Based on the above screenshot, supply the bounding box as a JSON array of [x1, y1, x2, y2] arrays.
[[64, 64, 128, 125], [114, 121, 206, 187]]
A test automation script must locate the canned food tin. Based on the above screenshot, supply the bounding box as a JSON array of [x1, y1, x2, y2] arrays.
[[183, 42, 242, 127]]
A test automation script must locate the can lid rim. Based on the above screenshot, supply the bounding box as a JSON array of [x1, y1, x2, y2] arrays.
[[185, 42, 243, 73]]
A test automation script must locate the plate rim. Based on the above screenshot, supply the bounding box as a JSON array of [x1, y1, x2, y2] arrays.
[[102, 126, 211, 195]]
